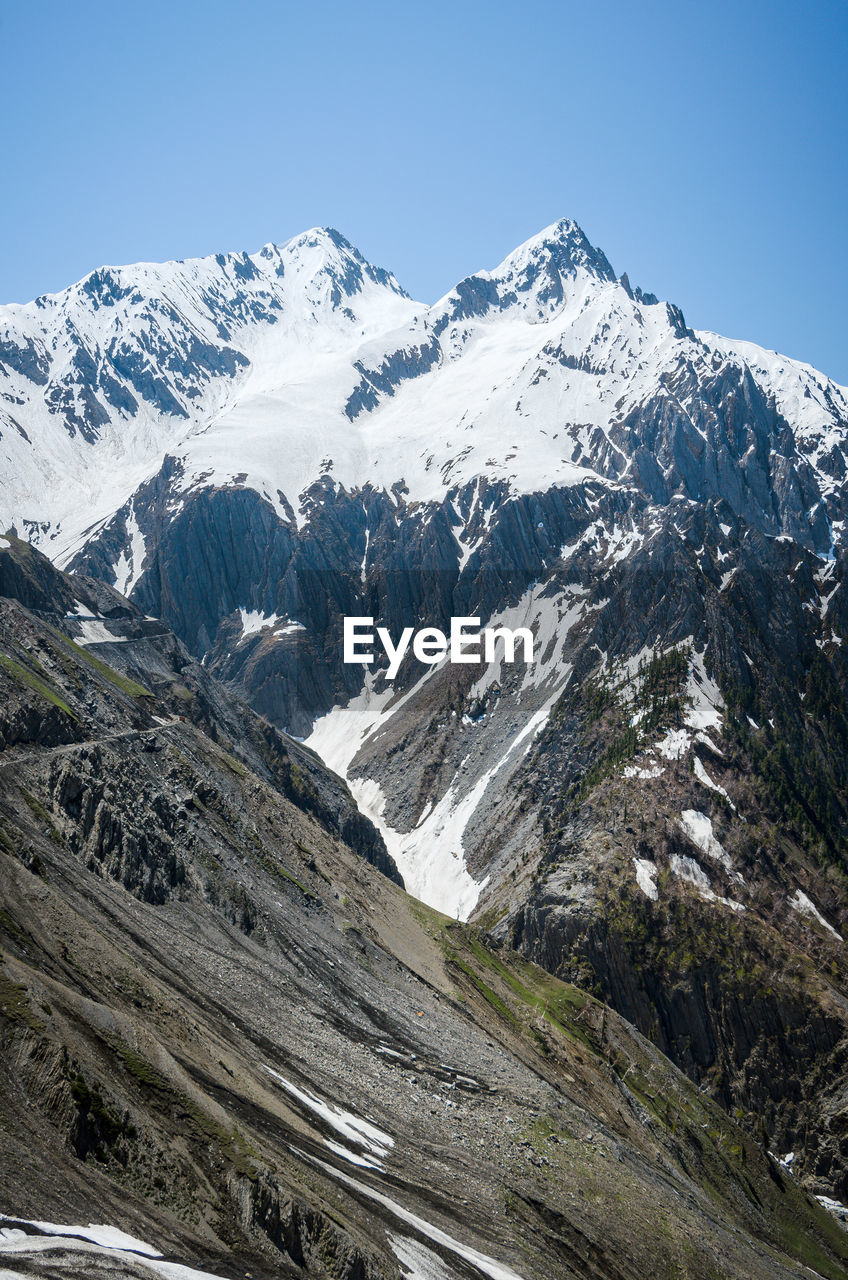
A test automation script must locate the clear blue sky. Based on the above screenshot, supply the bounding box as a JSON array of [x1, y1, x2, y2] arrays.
[[2, 0, 846, 381]]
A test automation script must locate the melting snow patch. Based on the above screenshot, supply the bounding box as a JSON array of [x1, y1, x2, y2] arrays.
[[670, 854, 712, 894], [0, 1219, 160, 1255], [75, 619, 129, 645], [632, 858, 658, 901], [693, 757, 735, 808], [264, 1066, 394, 1162], [622, 763, 664, 779], [238, 608, 284, 637], [0, 537, 10, 549], [685, 651, 724, 732], [321, 683, 558, 919], [679, 810, 742, 882], [375, 1045, 406, 1060], [389, 1233, 458, 1279], [0, 1218, 240, 1279], [670, 855, 745, 913], [815, 1195, 848, 1223], [789, 890, 843, 940], [657, 728, 691, 760], [324, 1139, 385, 1171], [296, 1152, 527, 1280], [113, 505, 147, 598]]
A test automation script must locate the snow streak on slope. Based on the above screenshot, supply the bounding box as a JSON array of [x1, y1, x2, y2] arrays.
[[306, 673, 488, 918], [299, 1152, 527, 1280], [307, 583, 576, 919], [0, 1217, 232, 1280]]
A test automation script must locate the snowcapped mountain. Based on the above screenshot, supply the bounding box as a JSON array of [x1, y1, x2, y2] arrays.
[[2, 218, 847, 565], [4, 219, 848, 1204], [0, 228, 416, 557]]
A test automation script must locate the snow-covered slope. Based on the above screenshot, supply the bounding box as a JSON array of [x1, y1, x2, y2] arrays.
[[0, 228, 416, 555], [2, 219, 847, 562]]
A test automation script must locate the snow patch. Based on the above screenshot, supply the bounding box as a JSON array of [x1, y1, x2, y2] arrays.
[[622, 764, 665, 779], [0, 1219, 159, 1255], [238, 608, 280, 636], [308, 671, 559, 920], [670, 854, 712, 894], [388, 1233, 458, 1279], [693, 756, 734, 808], [113, 504, 146, 598], [789, 890, 843, 940], [298, 1152, 527, 1280], [75, 619, 129, 645], [685, 651, 724, 732], [670, 854, 745, 913], [657, 728, 691, 760], [632, 858, 658, 900], [815, 1195, 848, 1223], [263, 1066, 394, 1163], [679, 810, 742, 882]]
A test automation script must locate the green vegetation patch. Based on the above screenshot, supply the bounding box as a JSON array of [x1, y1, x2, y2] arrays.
[[0, 970, 45, 1031], [45, 625, 153, 699], [114, 1040, 257, 1177], [440, 925, 594, 1048], [0, 653, 77, 718], [260, 853, 317, 899]]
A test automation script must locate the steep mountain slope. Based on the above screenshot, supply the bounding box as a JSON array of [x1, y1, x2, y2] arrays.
[[4, 537, 846, 1279], [2, 220, 848, 1215]]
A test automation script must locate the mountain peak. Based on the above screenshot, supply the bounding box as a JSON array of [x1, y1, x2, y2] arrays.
[[493, 217, 617, 286], [253, 227, 410, 302]]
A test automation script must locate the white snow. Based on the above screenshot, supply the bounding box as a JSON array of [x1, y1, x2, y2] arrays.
[[75, 619, 129, 644], [789, 890, 843, 940], [670, 854, 713, 894], [670, 854, 745, 913], [345, 696, 557, 920], [684, 651, 724, 732], [693, 756, 734, 808], [263, 1066, 394, 1163], [297, 1151, 527, 1280], [308, 665, 562, 920], [113, 503, 147, 598], [5, 220, 845, 572], [238, 608, 280, 636], [0, 1219, 159, 1255], [679, 810, 742, 882], [622, 764, 665, 779], [815, 1195, 848, 1221], [632, 858, 658, 900], [388, 1233, 458, 1280], [0, 1217, 234, 1280], [656, 728, 691, 760], [324, 1139, 385, 1171]]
